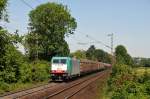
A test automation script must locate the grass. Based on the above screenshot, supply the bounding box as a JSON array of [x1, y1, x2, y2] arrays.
[[133, 67, 150, 76], [96, 71, 111, 99], [0, 80, 49, 95]]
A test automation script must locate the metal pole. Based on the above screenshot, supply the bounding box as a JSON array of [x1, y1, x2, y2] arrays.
[[111, 33, 113, 56], [36, 33, 38, 60], [108, 33, 113, 55], [108, 33, 114, 65]]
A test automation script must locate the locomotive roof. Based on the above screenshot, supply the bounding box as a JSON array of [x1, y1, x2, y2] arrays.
[[52, 57, 71, 59]]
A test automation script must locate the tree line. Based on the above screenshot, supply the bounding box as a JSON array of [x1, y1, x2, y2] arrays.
[[71, 45, 112, 63], [133, 57, 150, 67]]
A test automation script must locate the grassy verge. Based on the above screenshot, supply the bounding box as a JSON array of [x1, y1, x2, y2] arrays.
[[96, 70, 111, 99], [97, 81, 109, 99], [133, 67, 150, 76], [0, 80, 49, 95]]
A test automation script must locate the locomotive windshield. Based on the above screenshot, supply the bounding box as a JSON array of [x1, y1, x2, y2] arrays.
[[53, 59, 66, 64], [53, 59, 59, 64], [60, 59, 66, 64]]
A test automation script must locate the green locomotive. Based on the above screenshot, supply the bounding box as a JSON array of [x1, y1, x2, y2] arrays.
[[51, 57, 111, 81], [51, 57, 80, 81]]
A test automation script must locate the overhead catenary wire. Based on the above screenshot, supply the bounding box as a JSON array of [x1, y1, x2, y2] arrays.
[[20, 0, 34, 9], [34, 0, 41, 3], [20, 0, 39, 60], [76, 31, 111, 49], [86, 35, 111, 49]]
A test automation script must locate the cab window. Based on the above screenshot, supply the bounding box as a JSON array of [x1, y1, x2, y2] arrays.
[[53, 59, 59, 64], [61, 59, 66, 64]]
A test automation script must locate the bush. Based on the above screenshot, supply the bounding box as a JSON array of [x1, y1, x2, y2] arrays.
[[19, 62, 32, 83], [145, 80, 150, 95], [0, 81, 10, 92], [19, 60, 50, 82], [0, 60, 50, 93], [30, 60, 49, 82], [111, 63, 132, 77]]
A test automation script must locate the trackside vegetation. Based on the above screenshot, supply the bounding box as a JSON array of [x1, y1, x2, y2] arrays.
[[105, 45, 150, 99]]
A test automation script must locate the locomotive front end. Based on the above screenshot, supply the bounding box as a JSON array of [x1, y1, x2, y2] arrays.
[[51, 57, 68, 81]]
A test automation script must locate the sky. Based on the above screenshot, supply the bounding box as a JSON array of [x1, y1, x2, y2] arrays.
[[1, 0, 150, 58]]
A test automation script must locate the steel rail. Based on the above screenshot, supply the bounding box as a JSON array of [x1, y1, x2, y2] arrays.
[[14, 82, 58, 99], [44, 71, 105, 99], [0, 81, 59, 99], [64, 72, 105, 99], [0, 82, 50, 97]]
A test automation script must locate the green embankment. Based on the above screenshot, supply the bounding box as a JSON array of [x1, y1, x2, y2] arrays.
[[0, 60, 50, 95], [101, 67, 150, 99], [0, 80, 48, 95]]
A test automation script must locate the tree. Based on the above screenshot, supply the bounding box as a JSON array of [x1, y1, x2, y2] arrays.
[[71, 50, 86, 59], [115, 45, 133, 65], [0, 29, 26, 83], [0, 0, 8, 22], [85, 45, 111, 63], [25, 2, 77, 60], [95, 49, 111, 63], [86, 45, 96, 60], [140, 58, 150, 67]]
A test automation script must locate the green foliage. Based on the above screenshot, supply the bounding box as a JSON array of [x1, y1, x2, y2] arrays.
[[0, 60, 49, 93], [0, 28, 50, 93], [107, 45, 150, 98], [19, 60, 49, 83], [0, 29, 25, 83], [115, 45, 133, 65], [70, 50, 86, 59], [30, 60, 49, 82], [86, 45, 96, 60], [95, 49, 112, 63], [141, 58, 150, 67], [145, 80, 150, 95], [85, 45, 112, 63], [0, 81, 10, 92], [111, 81, 146, 99], [19, 63, 32, 83], [111, 63, 132, 77], [25, 2, 77, 60], [71, 45, 112, 63], [133, 58, 150, 67], [0, 0, 8, 22]]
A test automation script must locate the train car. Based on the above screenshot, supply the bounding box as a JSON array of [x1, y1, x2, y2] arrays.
[[51, 57, 80, 81], [103, 63, 112, 69], [80, 59, 105, 75]]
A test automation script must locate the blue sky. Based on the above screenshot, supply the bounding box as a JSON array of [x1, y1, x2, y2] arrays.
[[1, 0, 150, 58]]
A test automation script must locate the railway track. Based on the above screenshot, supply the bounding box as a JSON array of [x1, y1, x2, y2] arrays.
[[45, 70, 106, 99], [0, 82, 63, 99], [1, 70, 108, 99]]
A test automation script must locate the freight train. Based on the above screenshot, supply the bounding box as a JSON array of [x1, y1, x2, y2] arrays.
[[51, 57, 111, 81]]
